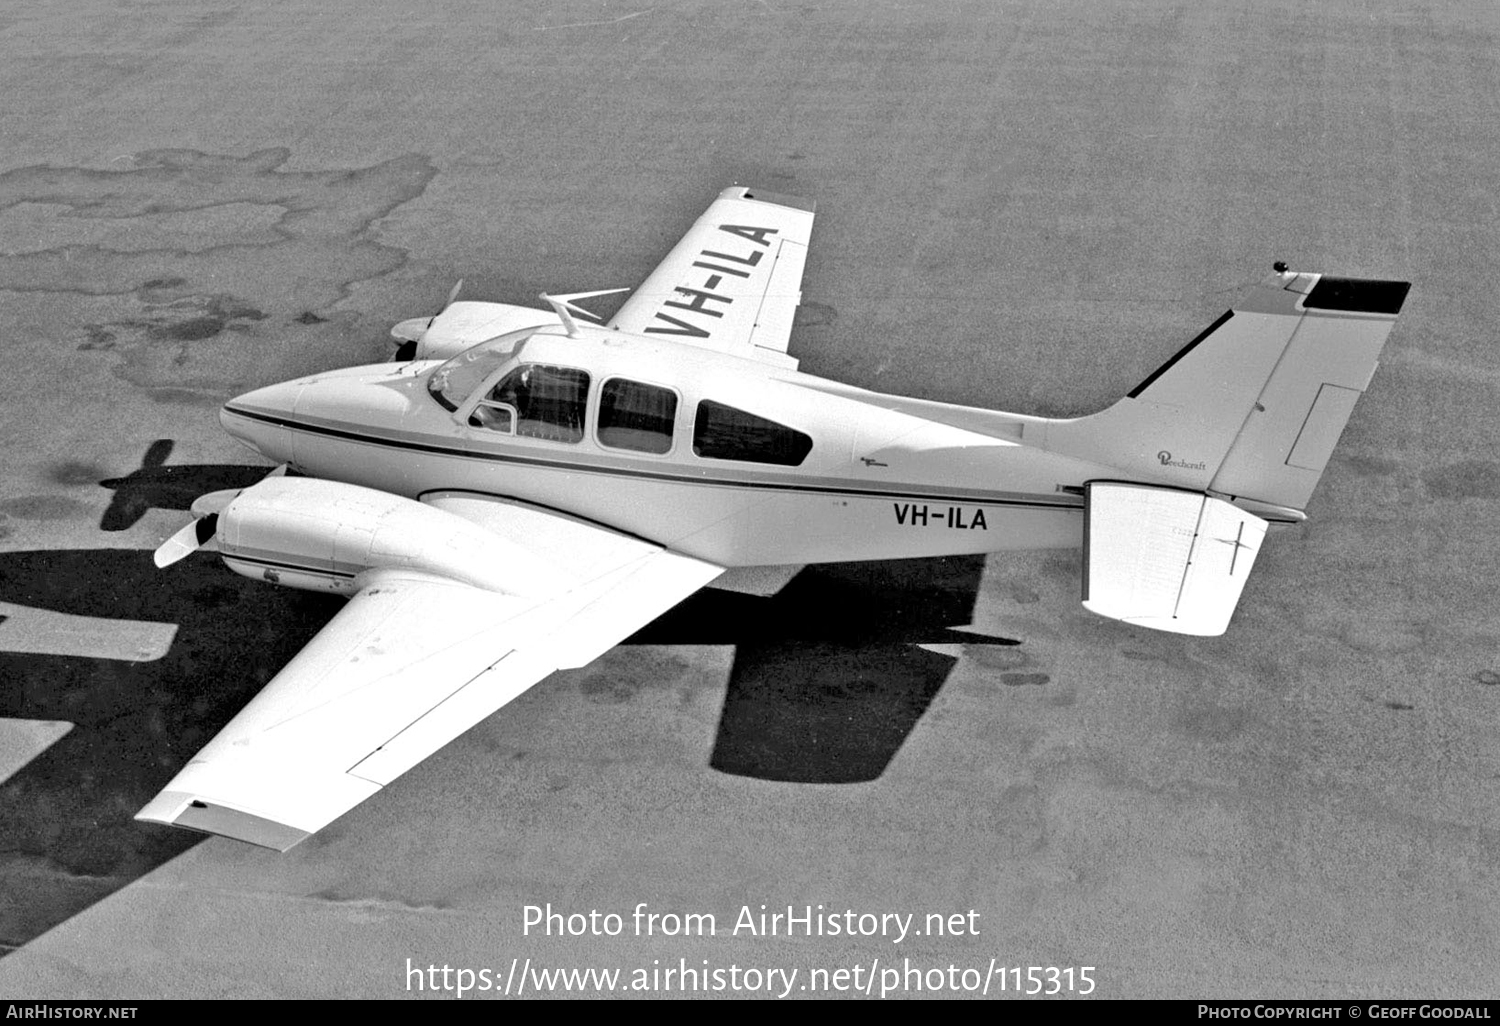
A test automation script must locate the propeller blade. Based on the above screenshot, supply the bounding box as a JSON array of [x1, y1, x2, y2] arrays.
[[153, 513, 218, 569], [391, 280, 465, 359]]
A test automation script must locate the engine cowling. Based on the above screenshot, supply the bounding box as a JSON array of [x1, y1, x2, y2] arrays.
[[212, 476, 561, 598], [392, 301, 563, 362]]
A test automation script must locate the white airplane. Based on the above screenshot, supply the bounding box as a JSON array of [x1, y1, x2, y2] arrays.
[[137, 186, 1409, 849]]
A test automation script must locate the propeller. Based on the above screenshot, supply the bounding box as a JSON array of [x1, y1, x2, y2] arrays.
[[153, 513, 219, 568], [391, 279, 463, 362], [151, 467, 286, 569]]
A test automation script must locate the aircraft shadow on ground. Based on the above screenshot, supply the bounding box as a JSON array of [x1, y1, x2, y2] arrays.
[[96, 439, 271, 531], [1, 466, 1013, 955], [0, 546, 346, 957], [632, 556, 1014, 784]]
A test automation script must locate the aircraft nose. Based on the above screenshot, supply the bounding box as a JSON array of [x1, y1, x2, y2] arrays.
[[220, 381, 304, 464]]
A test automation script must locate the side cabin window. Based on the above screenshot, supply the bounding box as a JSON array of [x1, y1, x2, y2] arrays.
[[470, 364, 590, 442], [692, 400, 812, 467], [597, 378, 678, 455]]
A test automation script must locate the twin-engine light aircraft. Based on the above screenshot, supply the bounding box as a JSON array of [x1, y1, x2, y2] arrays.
[[138, 187, 1410, 849]]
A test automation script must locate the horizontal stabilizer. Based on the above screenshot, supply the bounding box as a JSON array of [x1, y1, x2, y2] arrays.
[[1082, 482, 1268, 636]]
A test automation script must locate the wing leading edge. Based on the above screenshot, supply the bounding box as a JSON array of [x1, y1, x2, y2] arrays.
[[137, 502, 722, 850], [609, 186, 815, 365]]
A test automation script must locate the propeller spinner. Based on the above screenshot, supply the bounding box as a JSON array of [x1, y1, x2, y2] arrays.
[[152, 468, 287, 568]]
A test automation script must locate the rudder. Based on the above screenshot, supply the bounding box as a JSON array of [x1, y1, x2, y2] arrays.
[[1207, 273, 1409, 510]]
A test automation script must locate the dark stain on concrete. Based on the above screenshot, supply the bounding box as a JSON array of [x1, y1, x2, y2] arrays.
[[146, 295, 267, 342], [577, 651, 692, 705], [305, 888, 452, 912], [580, 677, 637, 704], [794, 301, 837, 327], [1, 148, 437, 397], [1008, 583, 1041, 604], [48, 461, 111, 487], [967, 645, 1033, 671], [76, 326, 117, 351], [1042, 550, 1082, 582], [1343, 454, 1400, 477], [1474, 671, 1500, 686], [158, 315, 221, 342], [1422, 460, 1500, 500], [73, 291, 273, 402], [1001, 673, 1050, 687], [0, 495, 90, 520], [295, 311, 328, 324], [990, 783, 1047, 856], [78, 293, 267, 350], [1176, 702, 1249, 742], [1384, 701, 1415, 711]]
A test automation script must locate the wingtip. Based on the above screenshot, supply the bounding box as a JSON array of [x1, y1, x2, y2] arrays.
[[136, 790, 311, 852], [724, 185, 816, 213]]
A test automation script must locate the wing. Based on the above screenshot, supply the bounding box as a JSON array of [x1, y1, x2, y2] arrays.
[[137, 504, 722, 850], [1081, 482, 1269, 636], [608, 186, 815, 366]]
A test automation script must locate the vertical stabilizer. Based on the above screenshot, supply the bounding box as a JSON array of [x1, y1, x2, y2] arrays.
[[1045, 268, 1409, 511]]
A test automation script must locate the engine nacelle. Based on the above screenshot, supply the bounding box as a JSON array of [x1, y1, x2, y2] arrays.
[[392, 301, 563, 362], [213, 476, 559, 598]]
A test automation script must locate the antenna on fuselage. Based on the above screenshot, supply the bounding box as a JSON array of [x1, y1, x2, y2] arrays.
[[539, 288, 630, 338]]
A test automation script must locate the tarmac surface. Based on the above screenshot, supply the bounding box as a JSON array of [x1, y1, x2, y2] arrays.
[[1, 0, 1497, 1000]]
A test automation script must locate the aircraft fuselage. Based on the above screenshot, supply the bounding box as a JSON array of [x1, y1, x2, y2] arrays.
[[219, 324, 1106, 567]]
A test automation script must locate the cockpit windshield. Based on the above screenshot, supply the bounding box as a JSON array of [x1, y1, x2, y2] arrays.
[[427, 329, 535, 411]]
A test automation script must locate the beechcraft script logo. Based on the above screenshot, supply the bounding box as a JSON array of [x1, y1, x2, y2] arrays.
[[642, 224, 779, 338], [1157, 450, 1207, 471]]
